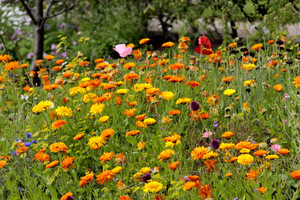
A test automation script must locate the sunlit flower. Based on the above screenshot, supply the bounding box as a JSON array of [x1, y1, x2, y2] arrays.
[[52, 120, 67, 129], [123, 108, 137, 117], [221, 131, 235, 139], [73, 133, 84, 140], [100, 152, 115, 163], [246, 168, 259, 180], [88, 136, 106, 149], [61, 156, 75, 170], [90, 103, 105, 115], [243, 63, 256, 71], [162, 41, 175, 48], [46, 160, 59, 168], [191, 146, 208, 160], [99, 116, 109, 123], [140, 38, 150, 44], [79, 172, 94, 187], [0, 160, 7, 168], [96, 170, 115, 184], [50, 142, 68, 153], [265, 155, 279, 160], [290, 170, 300, 180], [143, 118, 156, 125], [161, 91, 174, 100], [273, 84, 283, 92], [158, 149, 175, 160], [237, 154, 254, 165], [143, 181, 163, 193], [223, 89, 236, 96], [55, 106, 73, 117]]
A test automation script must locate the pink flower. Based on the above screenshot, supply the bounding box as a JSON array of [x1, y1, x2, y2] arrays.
[[202, 131, 213, 138], [271, 144, 281, 152], [113, 44, 132, 57]]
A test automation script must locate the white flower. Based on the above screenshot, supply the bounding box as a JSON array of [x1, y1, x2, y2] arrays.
[[21, 95, 28, 100]]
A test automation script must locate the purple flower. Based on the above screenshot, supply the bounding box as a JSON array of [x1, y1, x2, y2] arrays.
[[0, 44, 2, 49], [25, 133, 32, 138], [72, 41, 77, 46], [142, 173, 152, 183], [13, 151, 17, 155], [190, 101, 200, 111], [66, 196, 74, 200], [17, 187, 22, 192], [51, 44, 58, 50], [210, 139, 220, 149], [233, 198, 238, 200], [27, 53, 34, 59], [60, 51, 67, 58], [11, 30, 23, 40], [32, 140, 37, 144], [58, 22, 67, 29]]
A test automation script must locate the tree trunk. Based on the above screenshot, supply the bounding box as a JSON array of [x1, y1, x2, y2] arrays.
[[31, 0, 44, 86], [230, 20, 238, 39]]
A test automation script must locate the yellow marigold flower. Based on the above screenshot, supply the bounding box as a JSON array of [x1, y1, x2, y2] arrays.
[[112, 166, 122, 174], [133, 172, 143, 182], [69, 87, 86, 96], [116, 89, 129, 94], [158, 149, 175, 161], [140, 167, 151, 174], [161, 91, 174, 100], [96, 170, 115, 184], [244, 80, 255, 87], [82, 93, 98, 103], [265, 154, 279, 160], [162, 41, 175, 48], [203, 151, 218, 159], [99, 152, 115, 163], [99, 116, 109, 123], [237, 154, 254, 165], [32, 101, 54, 113], [243, 63, 256, 71], [137, 142, 145, 150], [0, 160, 7, 168], [88, 136, 106, 149], [176, 97, 192, 104], [143, 181, 163, 193], [223, 89, 236, 97], [191, 146, 208, 160], [90, 103, 105, 115], [225, 173, 233, 177], [55, 106, 73, 117], [240, 148, 250, 154], [143, 118, 156, 125]]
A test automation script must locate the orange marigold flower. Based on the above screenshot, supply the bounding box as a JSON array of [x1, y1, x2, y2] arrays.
[[246, 168, 259, 180], [101, 129, 114, 139], [162, 41, 175, 48], [73, 133, 84, 140], [169, 110, 181, 115], [136, 120, 147, 128], [61, 192, 73, 200], [94, 58, 104, 63], [103, 84, 116, 90], [293, 76, 300, 88], [200, 113, 209, 119], [236, 141, 259, 150], [52, 66, 62, 72], [169, 63, 184, 70], [256, 187, 267, 194], [136, 114, 146, 121], [278, 149, 290, 156], [63, 72, 73, 78], [290, 170, 300, 180], [79, 172, 94, 187], [33, 149, 50, 162], [133, 49, 142, 60], [96, 62, 109, 69], [140, 38, 150, 44], [185, 81, 201, 88], [61, 156, 75, 170], [100, 152, 115, 163], [221, 131, 235, 139], [183, 181, 196, 190], [96, 170, 115, 184], [123, 108, 137, 117], [126, 130, 141, 137], [119, 195, 131, 200], [20, 63, 28, 68], [268, 40, 274, 44], [49, 142, 68, 153], [0, 160, 7, 168], [46, 160, 59, 168], [199, 185, 213, 199], [191, 146, 208, 160], [55, 59, 65, 65], [158, 149, 175, 161], [254, 150, 268, 157], [79, 61, 90, 67], [163, 132, 181, 143], [124, 73, 140, 81], [4, 61, 20, 72], [169, 161, 180, 170], [124, 62, 136, 69], [45, 55, 54, 60], [251, 43, 263, 51], [273, 84, 283, 92], [52, 120, 67, 129]]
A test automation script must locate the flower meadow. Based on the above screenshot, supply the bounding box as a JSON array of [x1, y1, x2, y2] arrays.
[[0, 35, 300, 200]]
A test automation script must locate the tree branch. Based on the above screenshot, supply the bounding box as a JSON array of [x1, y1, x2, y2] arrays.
[[39, 0, 55, 28], [19, 0, 37, 25], [46, 0, 79, 19]]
